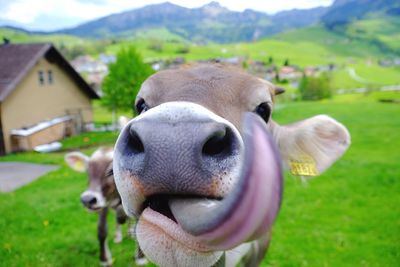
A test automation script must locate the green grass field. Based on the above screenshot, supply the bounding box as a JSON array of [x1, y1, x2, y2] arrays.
[[1, 92, 399, 266]]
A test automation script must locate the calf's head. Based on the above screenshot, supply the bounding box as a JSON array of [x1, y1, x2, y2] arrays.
[[65, 147, 116, 211], [113, 64, 350, 266]]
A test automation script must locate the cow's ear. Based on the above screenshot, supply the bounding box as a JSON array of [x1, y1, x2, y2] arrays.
[[271, 115, 350, 177], [65, 152, 89, 172]]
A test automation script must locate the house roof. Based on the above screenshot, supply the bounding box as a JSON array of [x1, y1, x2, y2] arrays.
[[0, 43, 99, 102]]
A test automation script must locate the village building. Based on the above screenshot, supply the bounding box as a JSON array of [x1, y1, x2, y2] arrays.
[[0, 43, 99, 155], [278, 65, 302, 81], [70, 55, 110, 95], [304, 66, 319, 77]]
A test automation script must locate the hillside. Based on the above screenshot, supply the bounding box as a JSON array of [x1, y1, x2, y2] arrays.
[[321, 0, 400, 54], [341, 15, 400, 53], [2, 23, 399, 90], [100, 25, 400, 90], [0, 26, 87, 46], [322, 0, 399, 30], [0, 27, 112, 59]]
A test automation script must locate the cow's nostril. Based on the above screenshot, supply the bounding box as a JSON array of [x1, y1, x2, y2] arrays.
[[88, 197, 97, 205], [129, 129, 145, 153], [81, 195, 97, 206], [202, 128, 232, 156]]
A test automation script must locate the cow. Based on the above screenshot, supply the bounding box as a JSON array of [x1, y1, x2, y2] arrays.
[[112, 64, 351, 267], [65, 147, 147, 266]]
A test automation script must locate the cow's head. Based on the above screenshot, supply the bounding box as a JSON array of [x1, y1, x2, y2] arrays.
[[65, 147, 117, 211], [113, 64, 350, 266]]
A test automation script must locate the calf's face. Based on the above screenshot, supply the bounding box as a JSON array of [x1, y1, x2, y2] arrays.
[[113, 64, 350, 266], [65, 148, 117, 211]]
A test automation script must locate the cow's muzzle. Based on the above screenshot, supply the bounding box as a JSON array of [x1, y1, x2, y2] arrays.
[[80, 190, 106, 211], [113, 102, 283, 266]]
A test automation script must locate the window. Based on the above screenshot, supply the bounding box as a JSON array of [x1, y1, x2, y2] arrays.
[[38, 71, 44, 85], [48, 70, 53, 84]]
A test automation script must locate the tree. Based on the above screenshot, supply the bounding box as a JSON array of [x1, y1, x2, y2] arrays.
[[283, 58, 290, 66], [298, 73, 333, 101], [101, 46, 154, 121]]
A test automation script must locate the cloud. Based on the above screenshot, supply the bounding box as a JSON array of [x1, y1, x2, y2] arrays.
[[0, 0, 334, 30], [0, 0, 125, 29]]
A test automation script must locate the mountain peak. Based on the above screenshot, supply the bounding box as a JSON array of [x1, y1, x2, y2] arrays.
[[200, 1, 229, 16], [151, 1, 182, 8], [203, 1, 222, 8]]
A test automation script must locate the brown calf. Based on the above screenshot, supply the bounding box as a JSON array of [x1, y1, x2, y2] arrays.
[[65, 147, 147, 266]]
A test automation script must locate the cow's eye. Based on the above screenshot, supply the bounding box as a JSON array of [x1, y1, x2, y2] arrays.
[[254, 102, 271, 123], [135, 99, 148, 114]]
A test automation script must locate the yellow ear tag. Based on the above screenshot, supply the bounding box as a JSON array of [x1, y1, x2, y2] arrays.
[[74, 161, 85, 172], [289, 154, 318, 177]]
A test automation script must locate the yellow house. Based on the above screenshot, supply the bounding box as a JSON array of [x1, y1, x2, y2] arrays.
[[0, 43, 99, 155]]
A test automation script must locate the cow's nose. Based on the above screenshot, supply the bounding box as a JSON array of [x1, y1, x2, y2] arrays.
[[128, 121, 235, 160], [80, 194, 97, 207], [115, 104, 243, 196]]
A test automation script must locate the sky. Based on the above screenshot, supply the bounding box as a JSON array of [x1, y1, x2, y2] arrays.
[[0, 0, 334, 31]]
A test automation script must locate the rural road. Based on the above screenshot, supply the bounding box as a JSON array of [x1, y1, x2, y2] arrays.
[[346, 67, 370, 83], [0, 162, 59, 192]]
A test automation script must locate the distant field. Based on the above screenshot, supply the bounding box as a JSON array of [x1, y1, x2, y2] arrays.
[[104, 26, 400, 89], [0, 93, 399, 266], [331, 64, 400, 89], [106, 28, 356, 65], [104, 26, 396, 64]]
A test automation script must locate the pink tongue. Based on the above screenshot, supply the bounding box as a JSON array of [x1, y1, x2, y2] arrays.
[[169, 113, 283, 250]]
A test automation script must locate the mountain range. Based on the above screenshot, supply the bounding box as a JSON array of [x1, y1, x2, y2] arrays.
[[53, 0, 399, 43], [55, 1, 327, 42], [1, 0, 399, 45]]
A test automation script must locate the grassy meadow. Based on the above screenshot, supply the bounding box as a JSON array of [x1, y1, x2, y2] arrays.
[[1, 91, 399, 266]]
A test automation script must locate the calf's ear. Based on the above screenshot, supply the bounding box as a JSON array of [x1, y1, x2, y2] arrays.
[[64, 152, 89, 172], [270, 115, 350, 176]]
